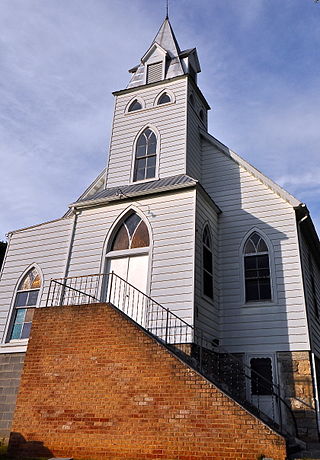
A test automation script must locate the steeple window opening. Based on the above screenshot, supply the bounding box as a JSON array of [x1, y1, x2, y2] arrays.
[[147, 62, 163, 84], [158, 93, 171, 105], [199, 109, 205, 122], [133, 129, 157, 182], [244, 232, 271, 302], [189, 94, 195, 106], [128, 99, 143, 112]]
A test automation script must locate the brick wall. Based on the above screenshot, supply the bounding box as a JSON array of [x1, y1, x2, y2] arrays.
[[9, 304, 287, 459], [0, 353, 25, 442]]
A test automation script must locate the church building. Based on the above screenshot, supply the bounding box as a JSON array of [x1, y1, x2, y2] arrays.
[[1, 15, 320, 459]]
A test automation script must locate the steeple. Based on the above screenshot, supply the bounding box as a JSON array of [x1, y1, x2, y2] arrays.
[[127, 17, 201, 89]]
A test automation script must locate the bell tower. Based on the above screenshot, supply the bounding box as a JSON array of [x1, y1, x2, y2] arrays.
[[104, 16, 210, 189]]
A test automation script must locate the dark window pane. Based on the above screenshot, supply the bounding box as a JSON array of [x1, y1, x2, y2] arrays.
[[147, 134, 157, 155], [251, 358, 273, 395], [246, 279, 259, 302], [125, 213, 141, 237], [145, 129, 151, 137], [244, 256, 257, 271], [27, 290, 39, 306], [244, 240, 255, 254], [25, 307, 35, 323], [257, 239, 268, 252], [128, 100, 142, 112], [259, 280, 271, 300], [203, 247, 212, 273], [136, 145, 146, 158], [137, 135, 146, 148], [11, 324, 22, 340], [146, 167, 155, 179], [136, 158, 146, 169], [251, 233, 260, 247], [203, 226, 212, 247], [112, 225, 129, 251], [15, 292, 28, 307], [147, 156, 156, 168], [131, 221, 150, 248], [135, 168, 145, 181], [21, 322, 32, 339], [257, 255, 269, 269], [158, 93, 171, 104], [203, 271, 213, 299]]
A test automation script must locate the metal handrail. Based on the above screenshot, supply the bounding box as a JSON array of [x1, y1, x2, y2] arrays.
[[46, 272, 316, 439]]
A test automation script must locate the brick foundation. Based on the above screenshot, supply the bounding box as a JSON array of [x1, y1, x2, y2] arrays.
[[0, 353, 25, 442], [9, 303, 286, 459], [277, 351, 318, 441]]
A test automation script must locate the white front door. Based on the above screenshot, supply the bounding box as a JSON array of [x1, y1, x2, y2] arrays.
[[107, 254, 149, 325]]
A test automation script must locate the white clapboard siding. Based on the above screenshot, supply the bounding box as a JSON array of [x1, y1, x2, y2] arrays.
[[194, 189, 219, 339], [299, 233, 320, 357], [106, 78, 188, 187], [200, 138, 309, 353], [67, 188, 196, 325], [0, 217, 73, 343]]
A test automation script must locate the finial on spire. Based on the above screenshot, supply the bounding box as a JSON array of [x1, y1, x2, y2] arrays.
[[165, 0, 169, 19]]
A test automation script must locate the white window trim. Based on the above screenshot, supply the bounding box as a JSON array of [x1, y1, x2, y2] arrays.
[[154, 89, 176, 106], [239, 228, 277, 307], [1, 264, 43, 347], [130, 125, 160, 184], [201, 224, 214, 303], [125, 96, 146, 114]]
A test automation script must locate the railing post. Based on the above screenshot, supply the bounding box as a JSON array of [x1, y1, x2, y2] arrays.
[[277, 384, 283, 434], [199, 330, 203, 373], [108, 271, 114, 304], [46, 280, 53, 307], [165, 308, 169, 343]]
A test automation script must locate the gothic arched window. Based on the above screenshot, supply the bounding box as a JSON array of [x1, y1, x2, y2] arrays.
[[128, 99, 142, 112], [244, 232, 271, 302], [9, 267, 41, 340], [203, 225, 213, 299], [133, 128, 157, 182], [111, 213, 149, 251], [158, 93, 171, 105]]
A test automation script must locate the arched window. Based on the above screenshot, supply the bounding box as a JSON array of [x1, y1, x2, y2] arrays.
[[9, 267, 41, 340], [189, 94, 195, 106], [133, 128, 157, 182], [128, 99, 142, 112], [199, 109, 204, 121], [244, 232, 271, 302], [158, 92, 171, 105], [111, 212, 149, 251], [203, 225, 213, 299]]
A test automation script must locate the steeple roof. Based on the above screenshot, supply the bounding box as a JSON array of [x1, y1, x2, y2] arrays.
[[127, 17, 201, 89], [152, 17, 181, 58]]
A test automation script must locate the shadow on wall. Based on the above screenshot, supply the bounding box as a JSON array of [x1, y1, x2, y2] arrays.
[[8, 432, 53, 459]]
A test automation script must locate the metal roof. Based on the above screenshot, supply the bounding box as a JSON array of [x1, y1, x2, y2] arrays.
[[72, 174, 198, 208]]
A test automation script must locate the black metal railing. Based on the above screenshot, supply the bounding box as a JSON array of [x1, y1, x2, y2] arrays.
[[46, 272, 316, 439]]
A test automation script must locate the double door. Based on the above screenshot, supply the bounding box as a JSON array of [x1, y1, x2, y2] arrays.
[[107, 254, 149, 326]]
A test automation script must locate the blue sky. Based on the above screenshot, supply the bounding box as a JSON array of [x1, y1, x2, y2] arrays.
[[0, 0, 319, 240]]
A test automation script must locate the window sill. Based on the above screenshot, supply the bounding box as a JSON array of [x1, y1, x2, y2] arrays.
[[0, 339, 28, 353], [242, 300, 275, 308], [131, 177, 159, 185], [201, 294, 215, 306]]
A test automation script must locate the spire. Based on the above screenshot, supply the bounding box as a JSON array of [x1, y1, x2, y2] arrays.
[[127, 17, 201, 89], [152, 17, 181, 58]]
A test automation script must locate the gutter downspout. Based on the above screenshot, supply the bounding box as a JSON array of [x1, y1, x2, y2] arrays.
[[59, 208, 80, 305]]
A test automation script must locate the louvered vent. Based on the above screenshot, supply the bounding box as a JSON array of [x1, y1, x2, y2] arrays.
[[147, 62, 163, 84]]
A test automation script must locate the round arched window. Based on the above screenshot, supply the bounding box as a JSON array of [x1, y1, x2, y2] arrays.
[[9, 267, 41, 340], [111, 213, 149, 251]]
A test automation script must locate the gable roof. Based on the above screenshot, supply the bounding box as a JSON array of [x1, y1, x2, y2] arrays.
[[200, 129, 302, 208]]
